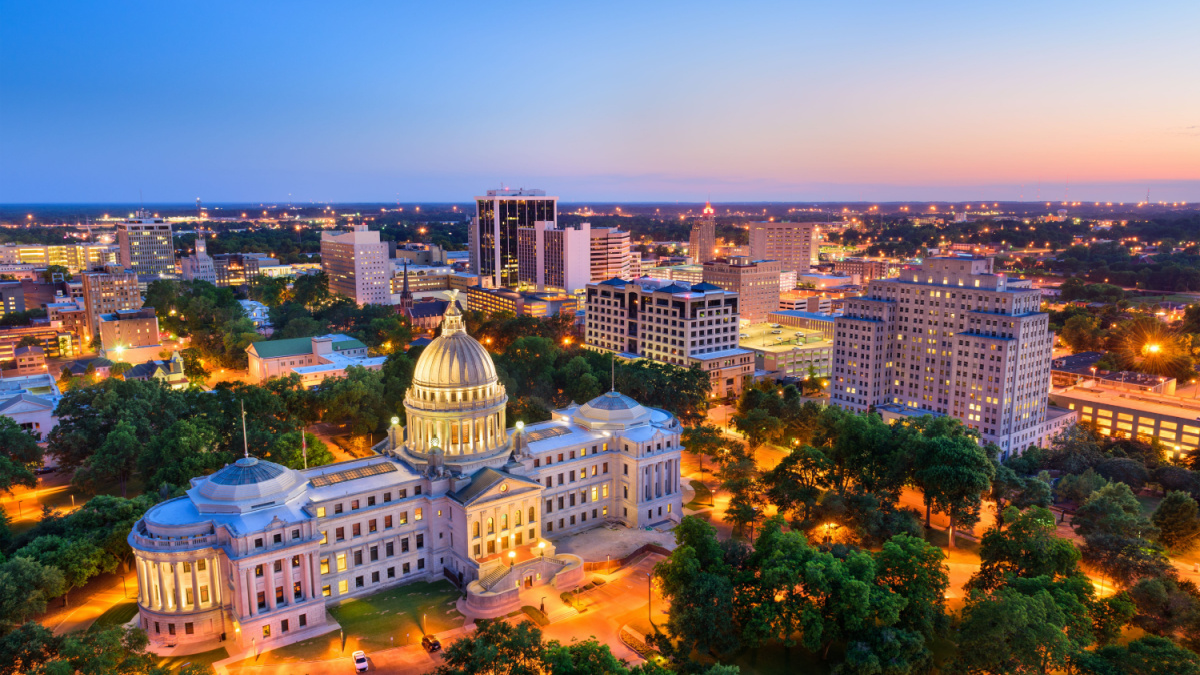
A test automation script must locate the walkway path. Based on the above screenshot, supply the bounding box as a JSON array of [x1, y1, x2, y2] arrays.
[[46, 573, 133, 635]]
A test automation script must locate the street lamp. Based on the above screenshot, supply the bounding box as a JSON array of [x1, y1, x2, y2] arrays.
[[538, 541, 546, 558], [508, 551, 516, 567], [647, 572, 653, 626]]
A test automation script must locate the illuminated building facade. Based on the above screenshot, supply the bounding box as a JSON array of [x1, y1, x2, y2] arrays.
[[471, 189, 558, 289]]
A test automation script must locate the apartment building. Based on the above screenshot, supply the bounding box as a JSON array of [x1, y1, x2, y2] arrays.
[[0, 281, 24, 319], [516, 221, 591, 293], [748, 221, 821, 272], [688, 203, 717, 264], [465, 286, 577, 318], [584, 277, 754, 398], [321, 226, 390, 306], [81, 269, 142, 345], [0, 243, 116, 272], [589, 227, 631, 282], [117, 211, 176, 278], [832, 258, 899, 285], [830, 255, 1056, 458], [472, 188, 558, 288], [702, 257, 782, 324]]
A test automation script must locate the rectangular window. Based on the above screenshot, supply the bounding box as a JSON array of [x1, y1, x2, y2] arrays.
[[197, 560, 206, 571], [354, 550, 363, 566], [351, 500, 360, 511], [400, 512, 408, 525], [401, 538, 410, 553], [257, 591, 266, 608], [415, 508, 423, 521], [371, 571, 380, 583], [367, 496, 376, 507], [388, 567, 395, 578], [337, 553, 347, 572], [355, 576, 364, 588], [386, 542, 394, 556], [369, 519, 377, 533], [399, 489, 407, 499], [335, 503, 344, 514], [281, 619, 289, 633], [185, 622, 194, 635], [255, 565, 263, 577], [383, 492, 392, 503], [403, 562, 411, 575], [335, 527, 345, 541], [370, 546, 379, 562], [185, 588, 194, 605], [321, 531, 328, 545], [273, 533, 282, 544], [352, 523, 361, 537], [416, 534, 424, 549], [262, 625, 270, 638], [274, 560, 282, 573], [384, 515, 393, 529], [418, 558, 425, 570], [338, 580, 348, 594], [321, 558, 330, 574], [300, 614, 307, 627], [323, 585, 332, 597], [200, 586, 209, 603]]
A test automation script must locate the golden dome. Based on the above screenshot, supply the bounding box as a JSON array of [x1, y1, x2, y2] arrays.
[[412, 291, 499, 390]]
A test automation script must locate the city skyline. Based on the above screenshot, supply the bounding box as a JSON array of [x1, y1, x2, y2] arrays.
[[3, 1, 1198, 203]]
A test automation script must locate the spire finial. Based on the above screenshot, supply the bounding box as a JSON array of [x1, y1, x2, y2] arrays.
[[440, 289, 466, 335]]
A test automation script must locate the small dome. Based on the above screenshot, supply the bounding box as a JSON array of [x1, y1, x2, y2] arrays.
[[575, 391, 651, 426], [198, 457, 301, 502], [412, 292, 499, 390]]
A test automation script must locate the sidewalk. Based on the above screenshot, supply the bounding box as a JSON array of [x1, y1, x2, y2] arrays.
[[45, 572, 134, 635]]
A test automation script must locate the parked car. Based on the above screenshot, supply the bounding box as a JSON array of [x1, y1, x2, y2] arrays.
[[352, 650, 368, 672], [422, 635, 442, 652]]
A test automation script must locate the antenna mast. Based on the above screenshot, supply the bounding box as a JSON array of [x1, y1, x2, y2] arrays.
[[241, 400, 249, 458]]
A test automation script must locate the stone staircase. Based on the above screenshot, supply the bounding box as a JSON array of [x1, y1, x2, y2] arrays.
[[546, 605, 579, 623], [479, 565, 511, 590]]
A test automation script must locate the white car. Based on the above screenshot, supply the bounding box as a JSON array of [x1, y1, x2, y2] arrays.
[[352, 650, 368, 672]]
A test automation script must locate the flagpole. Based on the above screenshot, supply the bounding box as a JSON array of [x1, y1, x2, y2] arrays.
[[241, 400, 249, 459], [301, 427, 308, 470]]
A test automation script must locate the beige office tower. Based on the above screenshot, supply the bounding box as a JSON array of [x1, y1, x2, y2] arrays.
[[689, 203, 717, 264], [748, 221, 820, 273], [117, 211, 175, 278], [701, 257, 782, 324], [589, 227, 631, 281], [831, 255, 1055, 459], [320, 225, 390, 305], [516, 222, 592, 293], [81, 269, 142, 345]]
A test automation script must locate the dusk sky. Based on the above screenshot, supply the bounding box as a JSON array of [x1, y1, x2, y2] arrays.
[[2, 1, 1198, 203]]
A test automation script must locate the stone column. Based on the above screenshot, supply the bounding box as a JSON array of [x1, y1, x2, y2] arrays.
[[191, 562, 200, 610], [266, 563, 277, 611], [283, 558, 294, 606], [156, 561, 167, 611], [134, 559, 145, 605], [311, 553, 322, 599], [246, 568, 256, 617], [212, 556, 222, 605], [174, 562, 186, 610]]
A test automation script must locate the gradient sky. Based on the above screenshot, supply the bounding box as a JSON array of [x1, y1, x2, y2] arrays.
[[2, 1, 1198, 203]]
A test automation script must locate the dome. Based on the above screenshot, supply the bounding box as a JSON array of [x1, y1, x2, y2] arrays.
[[575, 391, 651, 426], [412, 293, 498, 390], [197, 457, 302, 503]]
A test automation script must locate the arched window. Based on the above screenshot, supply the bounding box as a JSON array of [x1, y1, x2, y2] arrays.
[[515, 510, 522, 526], [501, 514, 508, 529], [473, 521, 480, 538], [528, 507, 535, 523], [487, 518, 494, 535]]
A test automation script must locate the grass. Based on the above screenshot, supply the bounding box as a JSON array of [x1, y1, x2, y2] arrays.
[[88, 600, 139, 632], [233, 580, 464, 666], [685, 480, 713, 509], [156, 647, 229, 673], [521, 605, 549, 626]]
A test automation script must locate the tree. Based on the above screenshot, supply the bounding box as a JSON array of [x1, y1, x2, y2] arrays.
[[970, 507, 1083, 592], [109, 361, 134, 379], [954, 587, 1076, 674], [1076, 635, 1200, 675], [759, 445, 830, 525], [74, 420, 141, 497], [731, 408, 781, 450], [681, 424, 725, 496], [0, 557, 65, 631], [872, 533, 949, 638], [1152, 491, 1200, 552], [915, 434, 994, 548], [267, 431, 335, 470], [318, 366, 389, 441], [0, 622, 164, 675], [1061, 314, 1106, 353], [1094, 457, 1149, 489], [1074, 482, 1170, 586], [15, 335, 41, 350], [0, 417, 42, 494], [13, 535, 108, 605], [1048, 424, 1103, 474], [1128, 575, 1200, 646], [39, 264, 72, 283], [653, 516, 739, 657], [1056, 468, 1109, 505], [434, 618, 546, 675]]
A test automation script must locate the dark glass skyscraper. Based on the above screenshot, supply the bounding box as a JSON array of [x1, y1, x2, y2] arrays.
[[471, 188, 558, 288]]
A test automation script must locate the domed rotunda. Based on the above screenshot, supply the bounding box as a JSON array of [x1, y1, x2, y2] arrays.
[[400, 292, 510, 471]]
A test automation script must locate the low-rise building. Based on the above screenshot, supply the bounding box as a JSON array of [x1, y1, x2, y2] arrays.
[[0, 373, 61, 440], [98, 308, 163, 364], [0, 281, 25, 319], [14, 345, 47, 376], [1050, 352, 1175, 394], [239, 300, 272, 329], [779, 291, 832, 314], [124, 351, 189, 389], [1050, 385, 1200, 461], [465, 286, 577, 318], [246, 334, 385, 387], [738, 323, 833, 380], [799, 272, 859, 289], [766, 310, 839, 340]]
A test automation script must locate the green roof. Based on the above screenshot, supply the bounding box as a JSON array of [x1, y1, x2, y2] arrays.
[[333, 338, 367, 352], [250, 337, 316, 359]]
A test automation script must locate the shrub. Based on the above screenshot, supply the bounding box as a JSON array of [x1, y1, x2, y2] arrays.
[[520, 605, 549, 626]]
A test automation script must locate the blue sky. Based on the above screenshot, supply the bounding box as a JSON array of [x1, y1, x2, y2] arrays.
[[2, 1, 1198, 203]]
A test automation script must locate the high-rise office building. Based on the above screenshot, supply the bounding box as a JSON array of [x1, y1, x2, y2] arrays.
[[748, 221, 821, 273], [0, 243, 116, 272], [81, 269, 142, 345], [584, 277, 754, 398], [689, 203, 717, 264], [516, 222, 591, 293], [321, 225, 390, 305], [702, 257, 782, 324], [830, 256, 1055, 458], [472, 188, 558, 288], [180, 237, 217, 284], [117, 211, 176, 278], [589, 227, 631, 282]]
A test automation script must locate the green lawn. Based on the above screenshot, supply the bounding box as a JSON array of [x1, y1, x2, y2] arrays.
[[686, 480, 713, 509], [88, 600, 139, 632], [156, 647, 229, 673], [233, 580, 464, 666]]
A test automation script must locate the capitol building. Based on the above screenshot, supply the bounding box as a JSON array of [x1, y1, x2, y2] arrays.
[[128, 298, 684, 654]]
